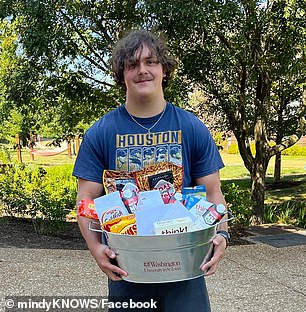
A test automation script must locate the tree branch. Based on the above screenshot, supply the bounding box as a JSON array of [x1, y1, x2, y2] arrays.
[[58, 8, 110, 70], [78, 71, 114, 88]]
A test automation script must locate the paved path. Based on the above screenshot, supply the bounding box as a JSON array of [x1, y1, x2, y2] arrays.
[[0, 224, 305, 311]]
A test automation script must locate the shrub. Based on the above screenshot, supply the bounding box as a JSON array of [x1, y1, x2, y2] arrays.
[[227, 143, 239, 154], [221, 182, 254, 229], [264, 200, 306, 228], [227, 143, 256, 155], [0, 145, 11, 163], [0, 164, 77, 234], [227, 142, 306, 156], [282, 145, 306, 156]]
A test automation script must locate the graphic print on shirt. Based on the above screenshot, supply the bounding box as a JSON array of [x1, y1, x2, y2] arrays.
[[115, 130, 182, 171]]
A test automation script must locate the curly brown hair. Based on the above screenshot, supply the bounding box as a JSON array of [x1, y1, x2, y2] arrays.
[[111, 30, 177, 90]]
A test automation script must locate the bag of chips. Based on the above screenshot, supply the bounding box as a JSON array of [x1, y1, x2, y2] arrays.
[[103, 169, 136, 194], [134, 162, 184, 203], [77, 199, 99, 220], [102, 214, 137, 235]]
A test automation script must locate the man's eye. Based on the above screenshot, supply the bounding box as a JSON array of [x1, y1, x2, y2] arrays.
[[127, 63, 136, 69], [147, 59, 159, 66]]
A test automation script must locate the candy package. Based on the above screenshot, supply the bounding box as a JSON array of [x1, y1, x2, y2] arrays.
[[182, 185, 206, 200], [154, 217, 194, 235], [121, 182, 142, 213]]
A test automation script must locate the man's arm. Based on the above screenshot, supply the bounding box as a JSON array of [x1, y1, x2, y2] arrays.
[[77, 178, 128, 281], [195, 171, 228, 276]]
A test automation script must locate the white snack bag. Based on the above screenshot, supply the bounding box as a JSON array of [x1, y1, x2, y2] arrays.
[[94, 191, 128, 224]]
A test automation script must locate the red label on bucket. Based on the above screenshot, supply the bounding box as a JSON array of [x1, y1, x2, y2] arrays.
[[143, 261, 182, 273]]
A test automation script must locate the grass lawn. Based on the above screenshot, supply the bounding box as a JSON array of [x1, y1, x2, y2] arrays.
[[220, 153, 306, 179], [7, 147, 306, 203], [220, 153, 306, 203], [10, 146, 76, 166]]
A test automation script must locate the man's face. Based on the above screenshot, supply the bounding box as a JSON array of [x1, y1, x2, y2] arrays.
[[123, 45, 164, 100]]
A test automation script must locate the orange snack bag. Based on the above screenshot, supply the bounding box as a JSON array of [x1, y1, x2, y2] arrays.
[[77, 199, 99, 220], [102, 214, 137, 235], [120, 223, 137, 235]]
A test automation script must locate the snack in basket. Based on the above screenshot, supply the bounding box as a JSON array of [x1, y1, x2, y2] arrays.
[[121, 182, 141, 213], [77, 199, 99, 220], [103, 169, 136, 194], [194, 203, 227, 230], [186, 197, 213, 218], [134, 162, 183, 203], [154, 217, 194, 235], [102, 214, 137, 235], [101, 207, 127, 224], [182, 185, 206, 200], [94, 191, 129, 223], [200, 204, 226, 227]]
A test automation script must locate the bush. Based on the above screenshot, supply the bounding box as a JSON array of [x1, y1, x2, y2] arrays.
[[227, 142, 306, 156], [227, 143, 239, 154], [227, 143, 256, 155], [0, 164, 77, 234], [282, 145, 306, 156], [0, 145, 11, 163], [264, 200, 306, 228], [221, 182, 254, 229]]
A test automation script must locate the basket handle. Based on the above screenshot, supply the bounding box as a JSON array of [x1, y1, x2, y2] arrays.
[[88, 220, 103, 233], [88, 211, 234, 233], [216, 211, 235, 226]]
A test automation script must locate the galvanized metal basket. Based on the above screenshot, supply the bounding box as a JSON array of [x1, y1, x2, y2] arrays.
[[90, 222, 222, 283]]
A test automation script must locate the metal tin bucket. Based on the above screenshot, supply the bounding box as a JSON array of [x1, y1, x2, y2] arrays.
[[102, 226, 216, 283]]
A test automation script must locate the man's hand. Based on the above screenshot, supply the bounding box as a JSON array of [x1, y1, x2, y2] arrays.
[[89, 243, 128, 281], [199, 234, 227, 276], [76, 179, 129, 281]]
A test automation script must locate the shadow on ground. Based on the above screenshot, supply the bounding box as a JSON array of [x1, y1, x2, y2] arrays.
[[0, 217, 87, 250]]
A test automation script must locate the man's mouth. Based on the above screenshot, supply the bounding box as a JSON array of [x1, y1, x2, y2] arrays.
[[136, 77, 152, 83]]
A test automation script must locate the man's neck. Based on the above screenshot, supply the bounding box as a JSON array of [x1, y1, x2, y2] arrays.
[[125, 94, 166, 117]]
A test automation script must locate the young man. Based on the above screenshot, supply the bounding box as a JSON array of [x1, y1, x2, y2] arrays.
[[73, 30, 229, 312]]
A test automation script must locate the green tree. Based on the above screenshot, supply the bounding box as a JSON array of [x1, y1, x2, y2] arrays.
[[147, 0, 306, 223], [1, 0, 305, 224], [0, 0, 144, 140], [0, 0, 187, 142]]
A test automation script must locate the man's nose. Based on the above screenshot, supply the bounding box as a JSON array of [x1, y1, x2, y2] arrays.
[[137, 61, 148, 74]]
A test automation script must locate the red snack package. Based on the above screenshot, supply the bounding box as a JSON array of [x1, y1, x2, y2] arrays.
[[77, 199, 99, 220]]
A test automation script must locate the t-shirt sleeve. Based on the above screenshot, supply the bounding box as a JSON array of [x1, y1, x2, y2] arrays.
[[72, 126, 105, 184], [190, 117, 224, 178]]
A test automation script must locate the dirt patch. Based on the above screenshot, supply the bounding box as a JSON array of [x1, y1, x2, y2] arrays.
[[0, 216, 87, 250]]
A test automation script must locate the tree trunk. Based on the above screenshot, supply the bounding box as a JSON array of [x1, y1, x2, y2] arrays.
[[250, 160, 267, 224], [274, 152, 281, 182], [251, 115, 270, 224]]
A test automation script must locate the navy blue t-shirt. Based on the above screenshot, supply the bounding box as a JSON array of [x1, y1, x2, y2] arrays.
[[73, 102, 224, 187]]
